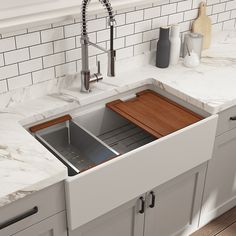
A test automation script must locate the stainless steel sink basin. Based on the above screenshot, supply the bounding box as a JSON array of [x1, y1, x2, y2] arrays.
[[35, 120, 119, 176], [73, 107, 156, 155]]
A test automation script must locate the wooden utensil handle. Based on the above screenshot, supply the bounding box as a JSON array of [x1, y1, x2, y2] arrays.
[[199, 1, 206, 16]]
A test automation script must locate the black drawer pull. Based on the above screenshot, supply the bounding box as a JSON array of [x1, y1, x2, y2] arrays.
[[139, 197, 145, 214], [149, 191, 156, 208], [230, 116, 236, 121], [0, 206, 38, 230]]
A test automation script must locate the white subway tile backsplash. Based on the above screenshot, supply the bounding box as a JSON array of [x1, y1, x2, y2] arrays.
[[192, 0, 203, 8], [161, 3, 177, 16], [116, 46, 133, 60], [232, 9, 236, 18], [0, 0, 234, 93], [114, 38, 125, 49], [207, 0, 220, 6], [8, 74, 32, 90], [223, 19, 236, 29], [54, 38, 76, 53], [184, 9, 198, 21], [143, 29, 159, 42], [115, 14, 126, 26], [0, 37, 16, 53], [179, 21, 191, 32], [0, 80, 7, 94], [226, 0, 236, 10], [0, 64, 18, 80], [153, 0, 170, 6], [177, 0, 192, 12], [144, 6, 161, 20], [126, 10, 144, 24], [1, 29, 27, 38], [168, 12, 184, 24], [32, 67, 55, 83], [41, 27, 64, 43], [135, 20, 152, 33], [16, 32, 41, 48], [218, 11, 231, 21], [150, 39, 157, 51], [89, 42, 106, 57], [19, 58, 42, 74], [152, 16, 168, 29], [212, 3, 226, 14], [55, 61, 76, 77], [212, 22, 224, 31], [0, 54, 4, 67], [30, 43, 54, 59], [87, 18, 107, 32], [117, 24, 135, 37], [66, 48, 81, 62], [126, 33, 143, 46], [134, 42, 150, 55], [64, 23, 80, 38], [43, 52, 65, 68], [4, 48, 29, 65], [97, 29, 110, 42]]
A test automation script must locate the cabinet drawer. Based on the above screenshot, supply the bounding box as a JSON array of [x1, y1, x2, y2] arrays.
[[65, 114, 218, 230], [0, 182, 65, 236], [12, 211, 67, 236], [216, 105, 236, 136]]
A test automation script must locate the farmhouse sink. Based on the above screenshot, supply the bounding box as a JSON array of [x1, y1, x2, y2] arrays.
[[30, 85, 218, 230]]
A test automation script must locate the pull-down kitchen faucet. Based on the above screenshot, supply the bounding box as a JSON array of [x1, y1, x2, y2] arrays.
[[80, 0, 116, 92]]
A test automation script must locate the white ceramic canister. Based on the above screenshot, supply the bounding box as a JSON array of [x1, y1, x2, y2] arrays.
[[169, 24, 181, 65]]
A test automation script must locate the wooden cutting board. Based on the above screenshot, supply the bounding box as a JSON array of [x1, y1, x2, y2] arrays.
[[192, 1, 212, 49], [106, 90, 203, 139]]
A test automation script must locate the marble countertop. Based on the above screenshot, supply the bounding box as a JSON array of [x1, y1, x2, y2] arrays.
[[0, 30, 235, 208]]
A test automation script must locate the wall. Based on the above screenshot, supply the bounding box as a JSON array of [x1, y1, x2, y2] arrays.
[[0, 0, 235, 95]]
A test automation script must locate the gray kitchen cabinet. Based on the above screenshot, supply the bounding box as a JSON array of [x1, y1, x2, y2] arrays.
[[12, 211, 67, 236], [69, 195, 145, 236], [0, 182, 66, 236], [70, 163, 207, 236], [144, 163, 207, 236], [200, 127, 236, 226]]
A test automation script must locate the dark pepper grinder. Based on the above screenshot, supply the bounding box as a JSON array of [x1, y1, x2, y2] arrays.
[[156, 27, 171, 68]]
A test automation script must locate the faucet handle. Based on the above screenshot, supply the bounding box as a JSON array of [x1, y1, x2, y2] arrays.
[[90, 60, 103, 82], [97, 61, 101, 74]]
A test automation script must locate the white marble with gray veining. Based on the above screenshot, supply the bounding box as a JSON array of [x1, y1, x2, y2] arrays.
[[0, 30, 235, 208]]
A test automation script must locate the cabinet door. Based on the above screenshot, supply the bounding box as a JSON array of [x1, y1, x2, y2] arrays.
[[12, 211, 67, 236], [200, 128, 236, 226], [144, 164, 207, 236], [69, 196, 145, 236]]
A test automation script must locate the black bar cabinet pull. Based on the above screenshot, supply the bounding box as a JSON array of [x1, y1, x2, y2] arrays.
[[139, 197, 145, 214], [230, 116, 236, 121], [0, 206, 38, 230], [149, 191, 156, 208]]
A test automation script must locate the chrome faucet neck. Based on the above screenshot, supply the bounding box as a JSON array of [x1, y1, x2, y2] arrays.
[[80, 0, 116, 93]]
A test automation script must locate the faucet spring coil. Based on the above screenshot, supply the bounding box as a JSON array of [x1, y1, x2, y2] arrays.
[[81, 0, 115, 37], [99, 0, 115, 21]]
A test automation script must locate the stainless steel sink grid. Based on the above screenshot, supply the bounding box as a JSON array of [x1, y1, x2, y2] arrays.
[[35, 120, 119, 176], [98, 123, 155, 154]]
